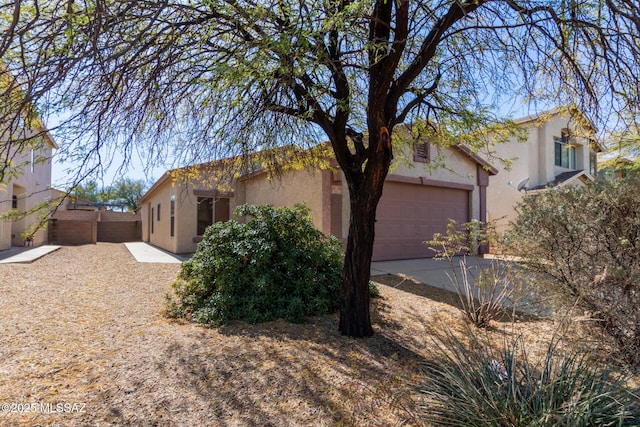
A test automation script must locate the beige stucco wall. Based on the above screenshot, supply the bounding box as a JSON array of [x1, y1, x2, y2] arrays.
[[140, 176, 210, 254], [0, 141, 53, 250], [240, 168, 324, 231], [486, 112, 597, 233]]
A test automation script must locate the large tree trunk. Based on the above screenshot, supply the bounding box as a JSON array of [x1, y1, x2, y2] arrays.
[[338, 127, 392, 337], [339, 194, 377, 337]]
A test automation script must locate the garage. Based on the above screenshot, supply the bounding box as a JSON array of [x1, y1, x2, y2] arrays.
[[372, 181, 471, 261]]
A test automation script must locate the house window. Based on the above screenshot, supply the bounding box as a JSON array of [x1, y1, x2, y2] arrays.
[[12, 195, 17, 209], [170, 196, 175, 237], [197, 197, 214, 236], [157, 203, 161, 221], [414, 142, 430, 163], [151, 207, 154, 234], [590, 152, 597, 177], [554, 136, 576, 169]]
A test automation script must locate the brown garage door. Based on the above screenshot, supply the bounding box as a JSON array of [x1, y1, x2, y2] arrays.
[[372, 182, 470, 261]]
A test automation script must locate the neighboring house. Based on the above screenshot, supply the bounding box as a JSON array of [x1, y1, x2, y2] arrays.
[[140, 144, 497, 261], [486, 107, 603, 233], [0, 117, 57, 250], [597, 156, 638, 182]]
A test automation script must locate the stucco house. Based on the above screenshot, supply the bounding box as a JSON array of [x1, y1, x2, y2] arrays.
[[140, 143, 497, 261], [0, 120, 57, 250], [486, 107, 603, 233]]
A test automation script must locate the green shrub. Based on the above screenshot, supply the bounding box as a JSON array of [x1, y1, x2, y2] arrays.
[[508, 177, 640, 366], [420, 332, 640, 426], [165, 204, 344, 325]]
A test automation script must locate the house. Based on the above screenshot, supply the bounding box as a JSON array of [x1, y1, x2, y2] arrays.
[[597, 156, 637, 182], [0, 130, 57, 249], [485, 107, 603, 234], [0, 74, 58, 249], [139, 143, 497, 261]]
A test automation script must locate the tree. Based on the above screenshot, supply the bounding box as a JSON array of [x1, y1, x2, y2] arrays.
[[600, 121, 640, 176], [72, 178, 146, 211], [1, 1, 639, 336], [110, 178, 145, 211]]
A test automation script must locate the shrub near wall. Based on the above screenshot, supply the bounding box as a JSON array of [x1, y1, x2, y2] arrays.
[[166, 204, 343, 325], [509, 177, 640, 366]]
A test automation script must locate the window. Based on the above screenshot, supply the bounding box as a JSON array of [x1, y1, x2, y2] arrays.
[[589, 152, 597, 176], [157, 203, 161, 221], [11, 195, 17, 209], [197, 197, 214, 235], [151, 207, 154, 234], [170, 196, 175, 237], [554, 136, 576, 169], [414, 142, 430, 163]]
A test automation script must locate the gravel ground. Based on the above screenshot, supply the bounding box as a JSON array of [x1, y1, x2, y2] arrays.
[[0, 243, 561, 426]]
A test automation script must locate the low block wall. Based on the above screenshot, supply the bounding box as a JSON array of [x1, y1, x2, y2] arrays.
[[50, 210, 142, 244]]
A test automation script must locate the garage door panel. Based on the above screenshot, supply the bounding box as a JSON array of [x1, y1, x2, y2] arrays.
[[372, 182, 469, 261]]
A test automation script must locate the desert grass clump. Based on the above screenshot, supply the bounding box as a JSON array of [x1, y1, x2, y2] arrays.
[[419, 331, 640, 427], [429, 220, 524, 327]]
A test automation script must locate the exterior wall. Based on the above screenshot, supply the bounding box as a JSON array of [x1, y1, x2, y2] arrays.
[[0, 140, 53, 250], [140, 177, 181, 253], [49, 210, 141, 245], [140, 175, 239, 254], [140, 145, 491, 256], [486, 111, 597, 233], [339, 144, 482, 241], [240, 168, 324, 231]]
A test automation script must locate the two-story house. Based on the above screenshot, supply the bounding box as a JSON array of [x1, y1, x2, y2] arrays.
[[486, 107, 602, 234], [1, 67, 58, 250]]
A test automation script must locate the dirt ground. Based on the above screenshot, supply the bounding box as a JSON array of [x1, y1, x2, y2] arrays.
[[0, 243, 569, 426]]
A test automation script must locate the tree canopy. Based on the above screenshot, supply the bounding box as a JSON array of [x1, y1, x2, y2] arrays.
[[2, 0, 639, 336], [72, 178, 146, 211]]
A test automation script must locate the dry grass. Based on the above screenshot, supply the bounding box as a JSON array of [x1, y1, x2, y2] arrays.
[[0, 243, 585, 426]]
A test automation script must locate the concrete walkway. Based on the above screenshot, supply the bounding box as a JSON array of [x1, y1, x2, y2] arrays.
[[124, 242, 185, 263], [0, 245, 62, 264]]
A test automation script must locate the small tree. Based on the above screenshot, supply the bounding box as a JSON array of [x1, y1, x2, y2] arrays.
[[509, 177, 640, 366], [72, 178, 146, 211]]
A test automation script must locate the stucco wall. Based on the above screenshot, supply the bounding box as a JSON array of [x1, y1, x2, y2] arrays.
[[240, 168, 324, 231], [141, 177, 181, 253], [486, 112, 597, 233], [0, 141, 53, 250], [141, 175, 245, 254]]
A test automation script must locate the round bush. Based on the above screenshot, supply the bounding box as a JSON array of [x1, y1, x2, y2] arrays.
[[165, 204, 343, 325]]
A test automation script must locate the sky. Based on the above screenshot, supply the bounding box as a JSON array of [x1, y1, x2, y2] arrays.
[[50, 147, 167, 191]]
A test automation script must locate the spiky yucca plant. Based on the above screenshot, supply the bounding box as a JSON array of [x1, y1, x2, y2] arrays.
[[420, 332, 640, 426]]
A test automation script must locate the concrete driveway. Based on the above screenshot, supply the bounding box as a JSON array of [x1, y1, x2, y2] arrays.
[[371, 256, 547, 316], [371, 256, 497, 294]]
